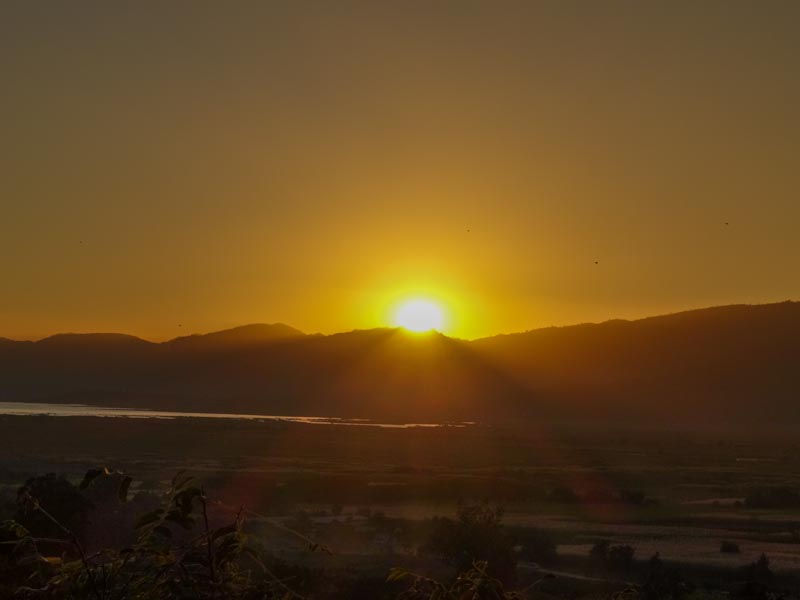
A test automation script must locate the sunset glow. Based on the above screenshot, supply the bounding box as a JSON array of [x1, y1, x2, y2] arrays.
[[3, 3, 798, 342], [2, 4, 799, 596]]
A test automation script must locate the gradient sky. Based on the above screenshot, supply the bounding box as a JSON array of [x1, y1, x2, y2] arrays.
[[2, 1, 799, 340]]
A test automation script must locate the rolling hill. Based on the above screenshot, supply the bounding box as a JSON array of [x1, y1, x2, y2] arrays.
[[1, 302, 798, 426]]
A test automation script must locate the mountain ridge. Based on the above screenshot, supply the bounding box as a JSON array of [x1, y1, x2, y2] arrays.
[[4, 301, 797, 345], [0, 301, 798, 426], [0, 300, 800, 345]]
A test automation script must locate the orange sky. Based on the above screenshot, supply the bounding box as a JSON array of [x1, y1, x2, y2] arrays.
[[2, 1, 799, 340]]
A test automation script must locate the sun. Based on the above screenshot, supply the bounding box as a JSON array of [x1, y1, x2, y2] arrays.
[[393, 299, 445, 332]]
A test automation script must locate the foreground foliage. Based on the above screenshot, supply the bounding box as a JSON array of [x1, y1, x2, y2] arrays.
[[422, 502, 517, 583], [2, 469, 799, 600], [4, 470, 296, 599], [389, 561, 528, 600]]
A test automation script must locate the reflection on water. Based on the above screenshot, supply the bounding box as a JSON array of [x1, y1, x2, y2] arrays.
[[0, 402, 470, 429]]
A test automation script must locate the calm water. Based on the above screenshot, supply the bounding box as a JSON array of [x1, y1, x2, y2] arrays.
[[0, 401, 468, 429]]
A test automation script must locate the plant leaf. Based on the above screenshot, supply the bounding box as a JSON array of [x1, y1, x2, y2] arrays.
[[165, 510, 194, 530], [118, 476, 133, 503], [79, 469, 103, 490], [387, 568, 411, 582], [211, 524, 238, 542], [135, 509, 164, 529], [153, 525, 172, 539]]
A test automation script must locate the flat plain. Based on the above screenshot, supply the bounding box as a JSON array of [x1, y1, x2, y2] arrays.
[[3, 413, 799, 590]]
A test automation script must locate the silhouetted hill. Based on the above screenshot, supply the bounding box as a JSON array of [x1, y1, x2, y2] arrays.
[[0, 302, 798, 426], [165, 323, 304, 350], [36, 333, 154, 348], [470, 301, 800, 424]]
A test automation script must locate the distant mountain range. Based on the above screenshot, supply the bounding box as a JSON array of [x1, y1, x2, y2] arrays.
[[1, 301, 799, 426]]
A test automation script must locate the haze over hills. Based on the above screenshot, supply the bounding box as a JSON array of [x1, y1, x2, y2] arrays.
[[165, 323, 306, 350], [1, 301, 798, 427]]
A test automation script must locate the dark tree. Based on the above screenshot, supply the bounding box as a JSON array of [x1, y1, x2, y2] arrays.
[[720, 540, 741, 553], [642, 552, 691, 600], [620, 489, 647, 506], [518, 529, 558, 564], [549, 486, 579, 503], [735, 553, 775, 600], [422, 501, 517, 583], [745, 486, 800, 509], [16, 474, 93, 542], [607, 544, 635, 571], [748, 553, 773, 583], [590, 539, 610, 567]]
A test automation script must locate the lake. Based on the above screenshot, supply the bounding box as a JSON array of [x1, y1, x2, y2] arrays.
[[0, 401, 468, 428]]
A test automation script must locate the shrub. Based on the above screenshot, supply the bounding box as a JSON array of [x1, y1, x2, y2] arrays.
[[641, 552, 692, 600], [745, 486, 800, 509], [3, 468, 317, 599], [390, 560, 533, 600], [589, 541, 635, 571], [590, 539, 610, 562], [15, 474, 93, 543], [619, 489, 647, 506], [422, 501, 517, 583], [746, 553, 773, 583], [607, 544, 635, 571], [720, 540, 741, 553], [549, 486, 579, 503], [517, 529, 558, 564]]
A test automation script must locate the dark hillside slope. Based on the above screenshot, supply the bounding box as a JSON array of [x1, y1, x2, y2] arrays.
[[470, 301, 800, 422], [0, 303, 798, 425]]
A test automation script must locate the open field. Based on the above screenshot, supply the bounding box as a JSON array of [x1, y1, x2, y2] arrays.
[[3, 413, 800, 593]]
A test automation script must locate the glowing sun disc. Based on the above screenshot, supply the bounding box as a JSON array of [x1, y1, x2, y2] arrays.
[[393, 300, 445, 332]]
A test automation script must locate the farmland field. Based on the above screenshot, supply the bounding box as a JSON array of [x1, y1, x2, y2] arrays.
[[3, 412, 800, 594]]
